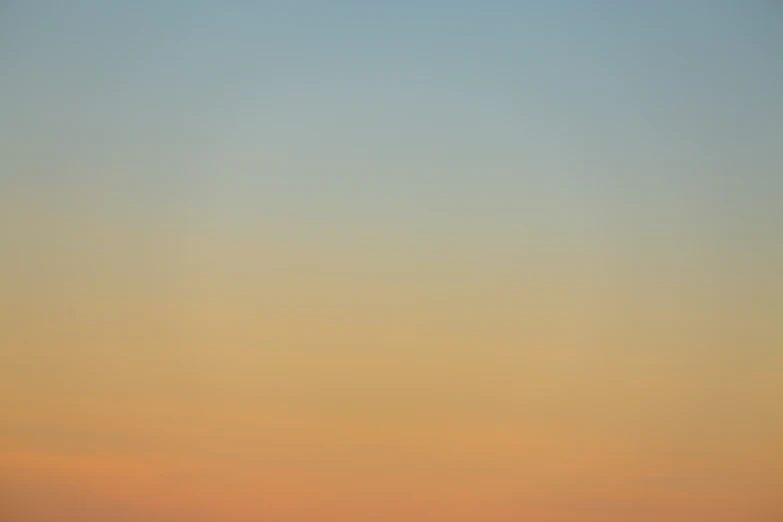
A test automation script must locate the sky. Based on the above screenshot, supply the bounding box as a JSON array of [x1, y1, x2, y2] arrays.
[[1, 2, 782, 521]]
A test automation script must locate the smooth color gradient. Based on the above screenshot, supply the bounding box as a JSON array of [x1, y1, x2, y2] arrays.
[[1, 2, 782, 521]]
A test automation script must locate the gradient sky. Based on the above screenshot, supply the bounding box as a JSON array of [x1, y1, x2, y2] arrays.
[[1, 2, 782, 521]]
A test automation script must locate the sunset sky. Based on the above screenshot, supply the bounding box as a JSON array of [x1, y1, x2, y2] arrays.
[[1, 2, 782, 521]]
